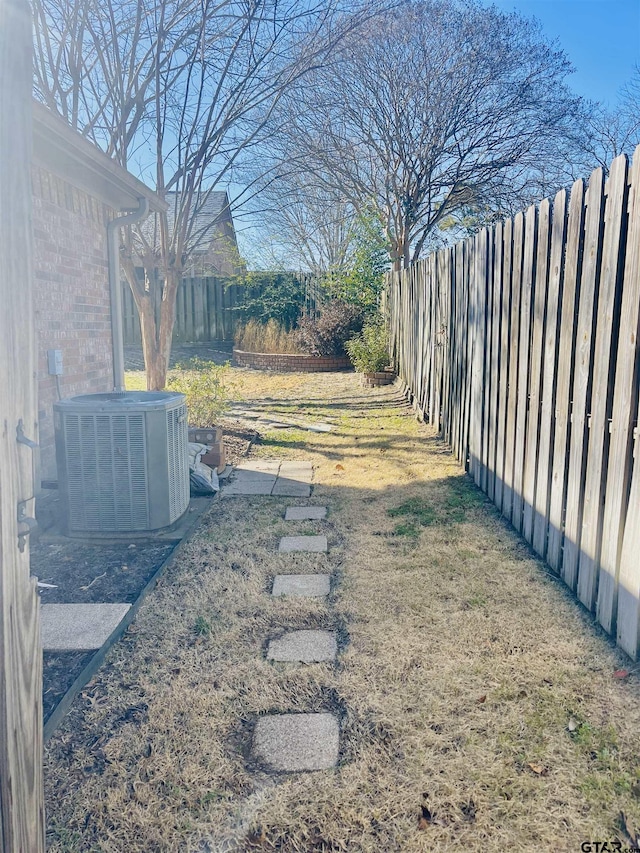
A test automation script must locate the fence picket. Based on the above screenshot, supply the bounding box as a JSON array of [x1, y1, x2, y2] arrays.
[[547, 179, 586, 572], [523, 199, 551, 543], [533, 189, 567, 558], [481, 229, 493, 493], [577, 156, 628, 611], [512, 205, 537, 532], [598, 147, 640, 636], [562, 168, 605, 591], [462, 239, 474, 468], [494, 217, 513, 511], [502, 213, 525, 518]]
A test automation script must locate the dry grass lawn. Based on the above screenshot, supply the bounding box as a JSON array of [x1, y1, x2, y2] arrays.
[[45, 370, 640, 852]]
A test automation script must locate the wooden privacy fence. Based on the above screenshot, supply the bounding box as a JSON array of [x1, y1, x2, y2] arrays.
[[122, 272, 324, 346], [122, 275, 243, 345], [387, 147, 640, 659]]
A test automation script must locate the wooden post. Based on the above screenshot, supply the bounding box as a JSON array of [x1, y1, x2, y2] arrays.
[[0, 0, 46, 848]]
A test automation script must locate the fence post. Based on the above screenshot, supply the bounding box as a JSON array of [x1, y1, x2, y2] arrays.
[[0, 0, 46, 847]]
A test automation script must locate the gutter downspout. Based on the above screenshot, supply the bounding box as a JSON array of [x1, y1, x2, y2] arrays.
[[107, 197, 149, 391]]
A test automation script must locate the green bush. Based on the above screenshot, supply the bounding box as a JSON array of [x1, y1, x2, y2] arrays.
[[234, 272, 307, 330], [345, 320, 389, 373], [166, 358, 232, 426]]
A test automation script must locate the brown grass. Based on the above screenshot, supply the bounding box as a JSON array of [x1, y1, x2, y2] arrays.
[[45, 371, 640, 852], [235, 319, 303, 354]]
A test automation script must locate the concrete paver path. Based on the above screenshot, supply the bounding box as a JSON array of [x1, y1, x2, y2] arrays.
[[252, 713, 339, 771], [278, 535, 327, 553], [271, 574, 331, 598], [266, 630, 337, 663]]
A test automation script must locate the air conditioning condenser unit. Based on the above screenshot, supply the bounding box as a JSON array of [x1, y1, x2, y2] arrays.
[[54, 391, 189, 533]]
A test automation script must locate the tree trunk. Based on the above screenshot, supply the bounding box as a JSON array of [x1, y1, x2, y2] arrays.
[[122, 263, 181, 391]]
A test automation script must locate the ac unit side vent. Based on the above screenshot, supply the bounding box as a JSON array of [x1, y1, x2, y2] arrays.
[[167, 404, 189, 521]]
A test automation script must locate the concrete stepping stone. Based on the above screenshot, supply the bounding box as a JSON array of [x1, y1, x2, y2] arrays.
[[267, 630, 337, 663], [307, 423, 333, 433], [272, 574, 330, 597], [223, 477, 275, 496], [41, 603, 131, 650], [235, 460, 281, 476], [285, 506, 327, 521], [272, 479, 311, 497], [279, 535, 327, 553], [252, 713, 339, 771], [279, 461, 313, 482]]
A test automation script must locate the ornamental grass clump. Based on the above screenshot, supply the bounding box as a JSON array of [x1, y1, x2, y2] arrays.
[[234, 318, 302, 354], [345, 319, 390, 373]]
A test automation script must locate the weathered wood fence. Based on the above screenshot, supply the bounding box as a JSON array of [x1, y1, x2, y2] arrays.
[[122, 272, 324, 346], [1, 0, 45, 845], [122, 276, 243, 345], [387, 148, 640, 659]]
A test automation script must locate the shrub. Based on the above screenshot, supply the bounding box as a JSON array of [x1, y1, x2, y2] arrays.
[[345, 319, 390, 373], [166, 358, 232, 426], [295, 300, 363, 357], [234, 318, 302, 353], [234, 272, 307, 330]]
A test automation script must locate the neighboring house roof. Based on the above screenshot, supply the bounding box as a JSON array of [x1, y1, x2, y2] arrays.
[[32, 101, 166, 214], [139, 190, 244, 275]]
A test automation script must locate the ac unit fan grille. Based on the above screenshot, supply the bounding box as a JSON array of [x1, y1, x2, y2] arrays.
[[63, 412, 149, 531]]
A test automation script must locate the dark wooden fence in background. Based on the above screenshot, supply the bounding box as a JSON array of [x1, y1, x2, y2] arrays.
[[122, 272, 324, 346], [387, 147, 640, 659], [122, 276, 243, 345]]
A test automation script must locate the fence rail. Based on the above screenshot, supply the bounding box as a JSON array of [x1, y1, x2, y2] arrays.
[[387, 146, 640, 659]]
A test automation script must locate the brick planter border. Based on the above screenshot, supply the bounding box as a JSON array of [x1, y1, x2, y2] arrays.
[[362, 370, 396, 387], [233, 348, 352, 373]]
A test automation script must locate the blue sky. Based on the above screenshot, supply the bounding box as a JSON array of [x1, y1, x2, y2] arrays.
[[485, 0, 640, 105]]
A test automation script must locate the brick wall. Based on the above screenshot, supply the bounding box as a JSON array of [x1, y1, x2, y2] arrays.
[[233, 348, 352, 373], [32, 165, 114, 483]]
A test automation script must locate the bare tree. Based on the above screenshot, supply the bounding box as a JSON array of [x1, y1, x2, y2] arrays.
[[580, 66, 640, 172], [33, 0, 378, 387], [268, 0, 584, 269], [242, 167, 359, 275]]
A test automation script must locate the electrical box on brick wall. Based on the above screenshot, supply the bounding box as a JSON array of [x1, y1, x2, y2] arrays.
[[47, 349, 63, 375]]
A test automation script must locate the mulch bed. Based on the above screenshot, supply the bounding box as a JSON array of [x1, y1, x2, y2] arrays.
[[32, 539, 178, 725], [219, 419, 259, 465]]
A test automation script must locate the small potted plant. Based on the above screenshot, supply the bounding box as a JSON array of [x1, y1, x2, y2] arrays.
[[345, 319, 395, 386]]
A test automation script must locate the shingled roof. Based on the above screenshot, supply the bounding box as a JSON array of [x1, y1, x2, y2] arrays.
[[137, 189, 243, 275]]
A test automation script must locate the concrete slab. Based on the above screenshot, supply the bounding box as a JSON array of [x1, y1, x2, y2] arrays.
[[279, 535, 327, 553], [267, 630, 337, 662], [279, 461, 313, 475], [222, 478, 275, 496], [252, 713, 339, 771], [272, 480, 311, 498], [285, 506, 327, 521], [41, 603, 131, 650], [235, 460, 281, 473], [307, 423, 334, 433], [272, 574, 330, 597]]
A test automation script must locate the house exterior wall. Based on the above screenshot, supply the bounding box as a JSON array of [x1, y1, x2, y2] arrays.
[[32, 164, 114, 483]]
